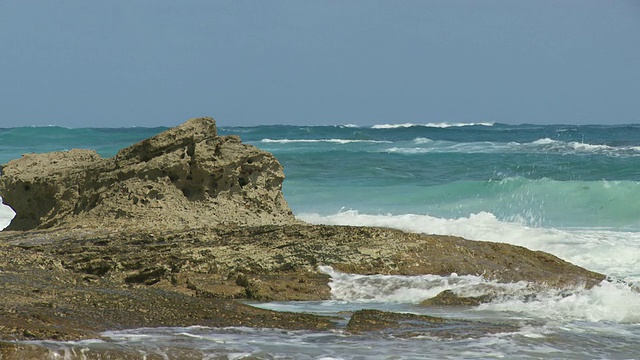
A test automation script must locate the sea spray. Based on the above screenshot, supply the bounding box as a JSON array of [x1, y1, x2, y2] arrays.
[[318, 265, 531, 304], [477, 280, 640, 324], [318, 266, 640, 324]]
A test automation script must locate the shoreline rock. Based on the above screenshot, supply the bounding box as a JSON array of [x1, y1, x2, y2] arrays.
[[0, 118, 296, 231], [0, 118, 607, 342], [0, 224, 605, 340]]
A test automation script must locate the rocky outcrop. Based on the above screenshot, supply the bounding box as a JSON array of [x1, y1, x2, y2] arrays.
[[0, 223, 606, 341], [0, 117, 609, 344], [0, 117, 295, 231]]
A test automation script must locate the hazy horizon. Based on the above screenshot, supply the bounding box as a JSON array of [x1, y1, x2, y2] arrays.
[[2, 1, 639, 128], [5, 120, 640, 130]]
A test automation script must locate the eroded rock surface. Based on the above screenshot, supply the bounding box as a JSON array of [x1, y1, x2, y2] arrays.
[[345, 309, 519, 338], [0, 117, 295, 231], [0, 117, 608, 344], [0, 224, 606, 340]]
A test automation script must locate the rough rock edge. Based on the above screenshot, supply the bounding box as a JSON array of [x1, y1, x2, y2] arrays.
[[0, 117, 297, 231], [0, 117, 609, 344]]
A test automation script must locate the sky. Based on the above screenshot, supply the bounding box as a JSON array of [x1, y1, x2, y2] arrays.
[[1, 1, 639, 128]]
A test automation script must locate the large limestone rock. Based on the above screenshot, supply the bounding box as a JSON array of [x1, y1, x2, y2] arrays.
[[0, 117, 296, 230], [0, 116, 610, 344]]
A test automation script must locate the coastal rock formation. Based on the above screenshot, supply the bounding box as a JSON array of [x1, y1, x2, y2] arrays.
[[0, 117, 608, 344], [0, 117, 295, 230], [0, 223, 605, 340]]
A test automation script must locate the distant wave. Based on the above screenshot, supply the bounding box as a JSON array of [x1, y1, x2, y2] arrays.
[[261, 138, 392, 144], [371, 122, 495, 129], [385, 137, 640, 157]]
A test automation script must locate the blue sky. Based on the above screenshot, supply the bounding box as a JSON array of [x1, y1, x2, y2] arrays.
[[1, 1, 639, 128]]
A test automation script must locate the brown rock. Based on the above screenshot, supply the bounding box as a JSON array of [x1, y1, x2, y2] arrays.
[[345, 309, 518, 338], [0, 117, 296, 231], [0, 342, 50, 360], [420, 289, 494, 306], [0, 117, 608, 343]]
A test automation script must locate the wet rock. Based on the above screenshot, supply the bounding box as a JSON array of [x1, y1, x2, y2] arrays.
[[0, 340, 230, 359], [345, 309, 518, 339], [420, 289, 494, 306], [0, 342, 50, 360], [0, 224, 606, 341], [0, 265, 337, 341], [0, 117, 608, 343]]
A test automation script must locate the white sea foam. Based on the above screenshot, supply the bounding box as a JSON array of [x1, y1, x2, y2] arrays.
[[261, 138, 392, 144], [299, 211, 640, 285], [372, 122, 495, 129], [531, 138, 640, 156], [412, 137, 433, 144], [318, 266, 530, 303], [318, 266, 640, 324], [0, 197, 15, 230], [26, 321, 640, 359], [386, 137, 640, 156], [371, 123, 416, 129], [477, 280, 640, 323]]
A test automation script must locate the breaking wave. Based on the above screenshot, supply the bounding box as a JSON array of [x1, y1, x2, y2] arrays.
[[300, 210, 640, 285], [386, 137, 640, 157], [261, 138, 392, 144], [319, 266, 640, 324], [371, 122, 495, 129]]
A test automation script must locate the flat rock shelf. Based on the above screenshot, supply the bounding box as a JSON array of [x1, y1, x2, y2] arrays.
[[0, 118, 606, 354]]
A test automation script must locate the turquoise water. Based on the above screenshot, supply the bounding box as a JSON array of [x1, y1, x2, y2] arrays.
[[2, 123, 639, 229], [2, 122, 640, 359]]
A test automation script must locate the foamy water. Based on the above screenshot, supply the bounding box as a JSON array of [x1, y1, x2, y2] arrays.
[[299, 211, 640, 285], [317, 266, 640, 324]]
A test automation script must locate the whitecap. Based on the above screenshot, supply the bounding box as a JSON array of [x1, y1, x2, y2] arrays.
[[261, 138, 392, 144], [371, 122, 495, 129], [298, 211, 640, 285]]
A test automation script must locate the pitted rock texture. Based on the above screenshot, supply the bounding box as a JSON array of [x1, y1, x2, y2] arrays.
[[0, 117, 296, 231]]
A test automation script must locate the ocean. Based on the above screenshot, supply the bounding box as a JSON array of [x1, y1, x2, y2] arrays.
[[1, 122, 639, 359]]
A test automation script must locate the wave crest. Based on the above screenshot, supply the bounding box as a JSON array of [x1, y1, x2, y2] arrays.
[[371, 122, 495, 129], [386, 137, 640, 157], [319, 266, 640, 324], [261, 138, 392, 144], [299, 209, 640, 284]]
